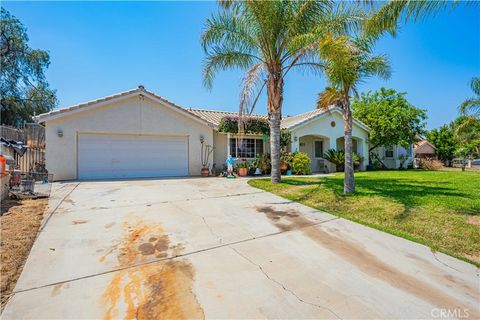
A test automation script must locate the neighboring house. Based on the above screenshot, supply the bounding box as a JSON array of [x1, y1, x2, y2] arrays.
[[35, 86, 370, 180], [414, 140, 436, 159], [371, 145, 414, 169]]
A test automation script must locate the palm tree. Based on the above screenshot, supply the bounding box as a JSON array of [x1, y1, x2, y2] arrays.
[[201, 1, 365, 183], [365, 1, 465, 37], [459, 77, 480, 117], [316, 35, 390, 193]]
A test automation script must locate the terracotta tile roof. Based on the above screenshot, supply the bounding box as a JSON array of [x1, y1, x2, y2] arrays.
[[414, 140, 436, 152], [281, 109, 331, 129], [187, 109, 267, 127]]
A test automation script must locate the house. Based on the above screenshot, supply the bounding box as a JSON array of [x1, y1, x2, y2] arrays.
[[35, 86, 370, 180], [414, 140, 436, 159], [370, 145, 414, 169]]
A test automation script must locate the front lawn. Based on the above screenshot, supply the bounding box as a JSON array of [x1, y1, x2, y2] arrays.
[[248, 170, 480, 266]]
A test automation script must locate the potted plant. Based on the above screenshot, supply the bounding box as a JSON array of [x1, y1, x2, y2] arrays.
[[280, 151, 294, 171], [353, 153, 363, 171], [236, 160, 249, 177], [256, 153, 271, 174], [200, 136, 215, 176]]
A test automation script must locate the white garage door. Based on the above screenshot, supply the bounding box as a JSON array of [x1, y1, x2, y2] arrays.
[[78, 133, 188, 179]]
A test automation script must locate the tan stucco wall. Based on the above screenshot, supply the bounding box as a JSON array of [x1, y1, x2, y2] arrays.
[[213, 132, 227, 169], [45, 96, 213, 180]]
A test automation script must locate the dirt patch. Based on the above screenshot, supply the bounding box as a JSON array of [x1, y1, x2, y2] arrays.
[[467, 215, 480, 227], [0, 198, 48, 309], [256, 205, 477, 316], [100, 220, 204, 320]]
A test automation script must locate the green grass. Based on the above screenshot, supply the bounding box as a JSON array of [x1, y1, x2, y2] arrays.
[[248, 170, 480, 266]]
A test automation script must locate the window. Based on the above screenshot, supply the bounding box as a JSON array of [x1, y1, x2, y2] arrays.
[[314, 140, 323, 158], [229, 138, 264, 158], [385, 146, 394, 158]]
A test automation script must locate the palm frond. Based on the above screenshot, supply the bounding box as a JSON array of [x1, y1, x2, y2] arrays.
[[361, 54, 392, 80], [470, 77, 480, 96], [317, 86, 343, 110], [239, 63, 266, 116], [201, 11, 258, 56], [203, 48, 258, 89], [459, 98, 480, 116], [365, 0, 463, 38]]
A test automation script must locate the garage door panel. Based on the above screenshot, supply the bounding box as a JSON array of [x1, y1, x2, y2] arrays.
[[78, 134, 188, 179]]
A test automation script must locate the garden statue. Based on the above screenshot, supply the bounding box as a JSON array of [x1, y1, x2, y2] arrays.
[[226, 154, 235, 178]]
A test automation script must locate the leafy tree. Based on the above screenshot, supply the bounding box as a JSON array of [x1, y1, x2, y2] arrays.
[[452, 115, 480, 158], [201, 1, 364, 183], [458, 77, 480, 118], [351, 87, 427, 151], [317, 35, 390, 193], [1, 7, 57, 126], [427, 124, 456, 165]]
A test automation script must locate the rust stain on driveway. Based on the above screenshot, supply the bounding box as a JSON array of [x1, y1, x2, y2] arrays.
[[100, 220, 204, 320], [256, 206, 477, 316]]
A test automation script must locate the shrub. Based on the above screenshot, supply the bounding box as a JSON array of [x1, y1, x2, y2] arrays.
[[235, 160, 250, 168], [280, 130, 292, 149], [418, 158, 443, 170], [280, 151, 294, 165], [323, 149, 363, 171], [292, 152, 311, 175], [323, 149, 344, 165]]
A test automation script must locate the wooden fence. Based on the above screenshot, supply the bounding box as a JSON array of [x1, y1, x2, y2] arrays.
[[1, 124, 46, 172]]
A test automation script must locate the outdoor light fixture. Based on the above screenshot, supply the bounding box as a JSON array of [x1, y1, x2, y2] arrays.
[[294, 136, 298, 141], [57, 129, 63, 137]]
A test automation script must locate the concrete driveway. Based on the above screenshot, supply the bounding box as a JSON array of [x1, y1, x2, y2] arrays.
[[3, 178, 479, 319]]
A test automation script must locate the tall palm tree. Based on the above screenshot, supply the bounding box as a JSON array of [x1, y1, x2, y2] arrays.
[[316, 35, 390, 193], [459, 77, 480, 117], [201, 1, 364, 183]]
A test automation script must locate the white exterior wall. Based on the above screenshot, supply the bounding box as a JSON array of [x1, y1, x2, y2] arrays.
[[45, 96, 213, 180], [373, 146, 413, 169], [372, 145, 414, 169], [290, 111, 370, 171]]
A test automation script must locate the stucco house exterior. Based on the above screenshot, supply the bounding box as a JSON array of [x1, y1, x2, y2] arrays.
[[35, 86, 370, 180], [371, 145, 414, 169]]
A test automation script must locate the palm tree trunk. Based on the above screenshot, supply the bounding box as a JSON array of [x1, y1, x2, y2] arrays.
[[269, 111, 282, 183], [343, 101, 355, 194], [267, 72, 283, 183]]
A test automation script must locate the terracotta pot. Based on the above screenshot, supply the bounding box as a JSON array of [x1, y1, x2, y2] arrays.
[[280, 162, 288, 170], [201, 168, 210, 177], [238, 167, 248, 177]]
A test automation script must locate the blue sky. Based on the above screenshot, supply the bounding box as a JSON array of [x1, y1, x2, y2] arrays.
[[3, 1, 479, 129]]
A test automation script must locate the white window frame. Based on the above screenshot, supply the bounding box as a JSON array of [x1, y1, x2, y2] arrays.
[[229, 137, 264, 159]]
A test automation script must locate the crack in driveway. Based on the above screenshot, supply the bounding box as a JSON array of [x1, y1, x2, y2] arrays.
[[12, 217, 339, 295], [229, 246, 342, 319]]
